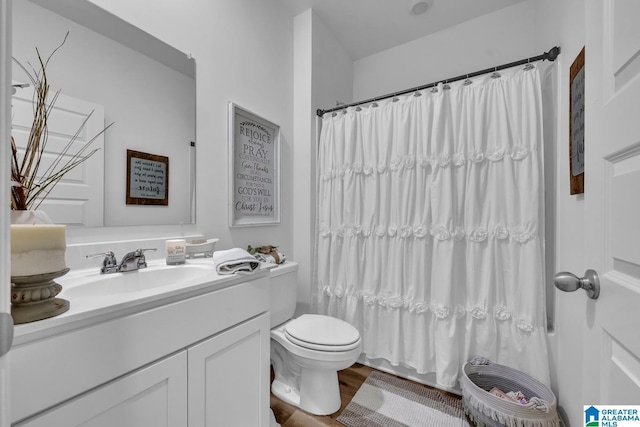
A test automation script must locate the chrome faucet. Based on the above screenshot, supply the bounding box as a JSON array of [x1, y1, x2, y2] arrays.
[[118, 248, 157, 272], [87, 248, 157, 274]]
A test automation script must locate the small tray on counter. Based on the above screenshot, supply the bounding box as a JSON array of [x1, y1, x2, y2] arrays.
[[185, 238, 219, 259]]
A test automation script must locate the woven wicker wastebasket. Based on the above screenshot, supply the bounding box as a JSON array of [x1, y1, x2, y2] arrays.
[[460, 358, 560, 427]]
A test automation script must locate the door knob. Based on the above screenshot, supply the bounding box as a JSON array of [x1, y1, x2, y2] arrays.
[[554, 269, 600, 300]]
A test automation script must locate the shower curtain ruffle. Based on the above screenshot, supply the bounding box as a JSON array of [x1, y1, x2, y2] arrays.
[[316, 65, 550, 388]]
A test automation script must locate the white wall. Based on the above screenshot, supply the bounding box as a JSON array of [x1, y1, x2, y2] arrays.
[[535, 1, 586, 426], [292, 11, 313, 315], [292, 10, 352, 315], [352, 1, 539, 101], [56, 0, 295, 257], [311, 14, 354, 112], [13, 0, 195, 227]]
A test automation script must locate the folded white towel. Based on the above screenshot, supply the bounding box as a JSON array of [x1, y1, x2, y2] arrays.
[[213, 248, 260, 275]]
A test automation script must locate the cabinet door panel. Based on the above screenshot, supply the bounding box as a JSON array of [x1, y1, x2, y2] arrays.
[[188, 313, 270, 427], [15, 351, 188, 427]]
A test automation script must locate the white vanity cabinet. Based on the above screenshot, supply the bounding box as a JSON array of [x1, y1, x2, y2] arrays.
[[10, 271, 271, 427]]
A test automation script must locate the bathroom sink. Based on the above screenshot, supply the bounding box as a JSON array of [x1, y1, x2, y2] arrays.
[[61, 264, 213, 298]]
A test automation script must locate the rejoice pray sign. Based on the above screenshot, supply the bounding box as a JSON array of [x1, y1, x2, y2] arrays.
[[229, 103, 280, 226]]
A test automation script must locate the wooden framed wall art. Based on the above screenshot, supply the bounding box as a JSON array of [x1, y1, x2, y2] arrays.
[[228, 103, 280, 226], [126, 149, 169, 205], [569, 47, 585, 195]]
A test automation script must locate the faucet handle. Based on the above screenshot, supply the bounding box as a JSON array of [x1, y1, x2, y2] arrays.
[[86, 251, 117, 262], [133, 248, 157, 260], [86, 251, 118, 273], [136, 248, 157, 266], [119, 248, 158, 272]]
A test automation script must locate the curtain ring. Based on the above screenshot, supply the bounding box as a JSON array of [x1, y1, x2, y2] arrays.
[[413, 88, 422, 97], [491, 66, 501, 79], [524, 59, 535, 70], [443, 80, 451, 90], [463, 75, 473, 86]]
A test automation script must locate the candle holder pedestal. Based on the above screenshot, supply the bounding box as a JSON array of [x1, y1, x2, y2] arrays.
[[11, 268, 70, 324]]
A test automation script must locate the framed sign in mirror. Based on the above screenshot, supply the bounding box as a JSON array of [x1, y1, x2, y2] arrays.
[[228, 103, 280, 227], [126, 149, 169, 206]]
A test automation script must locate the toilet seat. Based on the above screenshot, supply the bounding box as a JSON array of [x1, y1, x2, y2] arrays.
[[284, 314, 360, 352]]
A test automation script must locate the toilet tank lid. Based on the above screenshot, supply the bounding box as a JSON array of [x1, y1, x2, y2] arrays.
[[285, 314, 360, 346]]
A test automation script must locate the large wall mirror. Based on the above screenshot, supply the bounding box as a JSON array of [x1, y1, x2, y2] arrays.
[[12, 0, 196, 228]]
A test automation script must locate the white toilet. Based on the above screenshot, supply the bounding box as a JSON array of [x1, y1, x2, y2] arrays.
[[269, 262, 362, 415]]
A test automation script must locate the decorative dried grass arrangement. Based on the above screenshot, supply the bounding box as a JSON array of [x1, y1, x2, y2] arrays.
[[10, 33, 113, 210]]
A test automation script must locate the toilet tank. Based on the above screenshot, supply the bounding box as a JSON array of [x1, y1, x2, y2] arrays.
[[269, 261, 298, 328]]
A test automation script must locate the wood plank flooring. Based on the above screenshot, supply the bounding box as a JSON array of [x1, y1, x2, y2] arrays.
[[270, 363, 462, 427]]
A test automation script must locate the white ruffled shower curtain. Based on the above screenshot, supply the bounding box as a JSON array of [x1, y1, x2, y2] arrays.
[[316, 65, 550, 388]]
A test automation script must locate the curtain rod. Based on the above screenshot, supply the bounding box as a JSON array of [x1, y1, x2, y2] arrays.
[[316, 46, 561, 117]]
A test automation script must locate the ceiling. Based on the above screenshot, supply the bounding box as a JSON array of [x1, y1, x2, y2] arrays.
[[277, 0, 528, 60]]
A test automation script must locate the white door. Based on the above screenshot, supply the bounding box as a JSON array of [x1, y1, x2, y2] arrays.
[[581, 0, 640, 411], [1, 1, 13, 426], [11, 88, 105, 226]]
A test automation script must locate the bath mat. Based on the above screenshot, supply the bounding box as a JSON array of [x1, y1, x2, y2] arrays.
[[337, 371, 471, 427]]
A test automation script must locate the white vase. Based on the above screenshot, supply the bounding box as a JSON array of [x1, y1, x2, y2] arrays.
[[10, 209, 54, 225]]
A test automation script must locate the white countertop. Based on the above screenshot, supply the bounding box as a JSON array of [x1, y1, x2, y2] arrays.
[[12, 258, 273, 346]]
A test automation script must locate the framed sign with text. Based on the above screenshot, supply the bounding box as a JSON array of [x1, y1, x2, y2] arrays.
[[126, 149, 169, 206], [228, 103, 280, 226], [569, 47, 585, 195]]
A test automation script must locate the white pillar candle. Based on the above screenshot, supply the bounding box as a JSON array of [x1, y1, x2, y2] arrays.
[[165, 239, 186, 265], [10, 224, 67, 277]]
